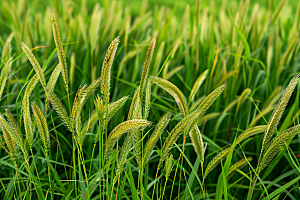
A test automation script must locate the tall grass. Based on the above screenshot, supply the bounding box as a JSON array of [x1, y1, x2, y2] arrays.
[[0, 0, 300, 199]]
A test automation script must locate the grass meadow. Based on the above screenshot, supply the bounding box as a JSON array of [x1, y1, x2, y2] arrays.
[[1, 0, 300, 199]]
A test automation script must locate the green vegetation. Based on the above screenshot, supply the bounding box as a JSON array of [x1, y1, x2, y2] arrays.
[[0, 0, 300, 199]]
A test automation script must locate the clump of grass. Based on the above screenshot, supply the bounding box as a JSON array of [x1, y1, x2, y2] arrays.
[[260, 125, 300, 170], [248, 74, 300, 199], [261, 74, 300, 149]]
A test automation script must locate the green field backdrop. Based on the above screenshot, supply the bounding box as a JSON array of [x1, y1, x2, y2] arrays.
[[0, 0, 300, 199]]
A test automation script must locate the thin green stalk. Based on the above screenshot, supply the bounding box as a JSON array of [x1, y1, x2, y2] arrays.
[[46, 153, 52, 200], [104, 105, 109, 200], [182, 168, 193, 200], [96, 106, 104, 200], [15, 167, 22, 200], [101, 127, 104, 200], [158, 176, 169, 200], [97, 103, 105, 200], [67, 90, 71, 115], [140, 130, 144, 199], [115, 173, 121, 200], [177, 134, 187, 199], [23, 160, 38, 200], [248, 149, 263, 200], [18, 171, 26, 194], [91, 50, 94, 83], [77, 143, 90, 199], [99, 119, 103, 200], [144, 162, 149, 196], [139, 169, 144, 199], [48, 105, 69, 185], [201, 163, 205, 200], [248, 99, 269, 199], [151, 168, 160, 200], [12, 173, 18, 200], [169, 155, 182, 200], [72, 136, 77, 198], [30, 149, 41, 189], [0, 177, 8, 199], [89, 143, 97, 178], [63, 89, 77, 197]]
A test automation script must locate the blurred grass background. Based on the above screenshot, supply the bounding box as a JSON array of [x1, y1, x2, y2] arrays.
[[4, 0, 299, 16]]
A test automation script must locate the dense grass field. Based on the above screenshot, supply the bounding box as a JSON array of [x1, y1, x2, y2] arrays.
[[1, 0, 300, 199]]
